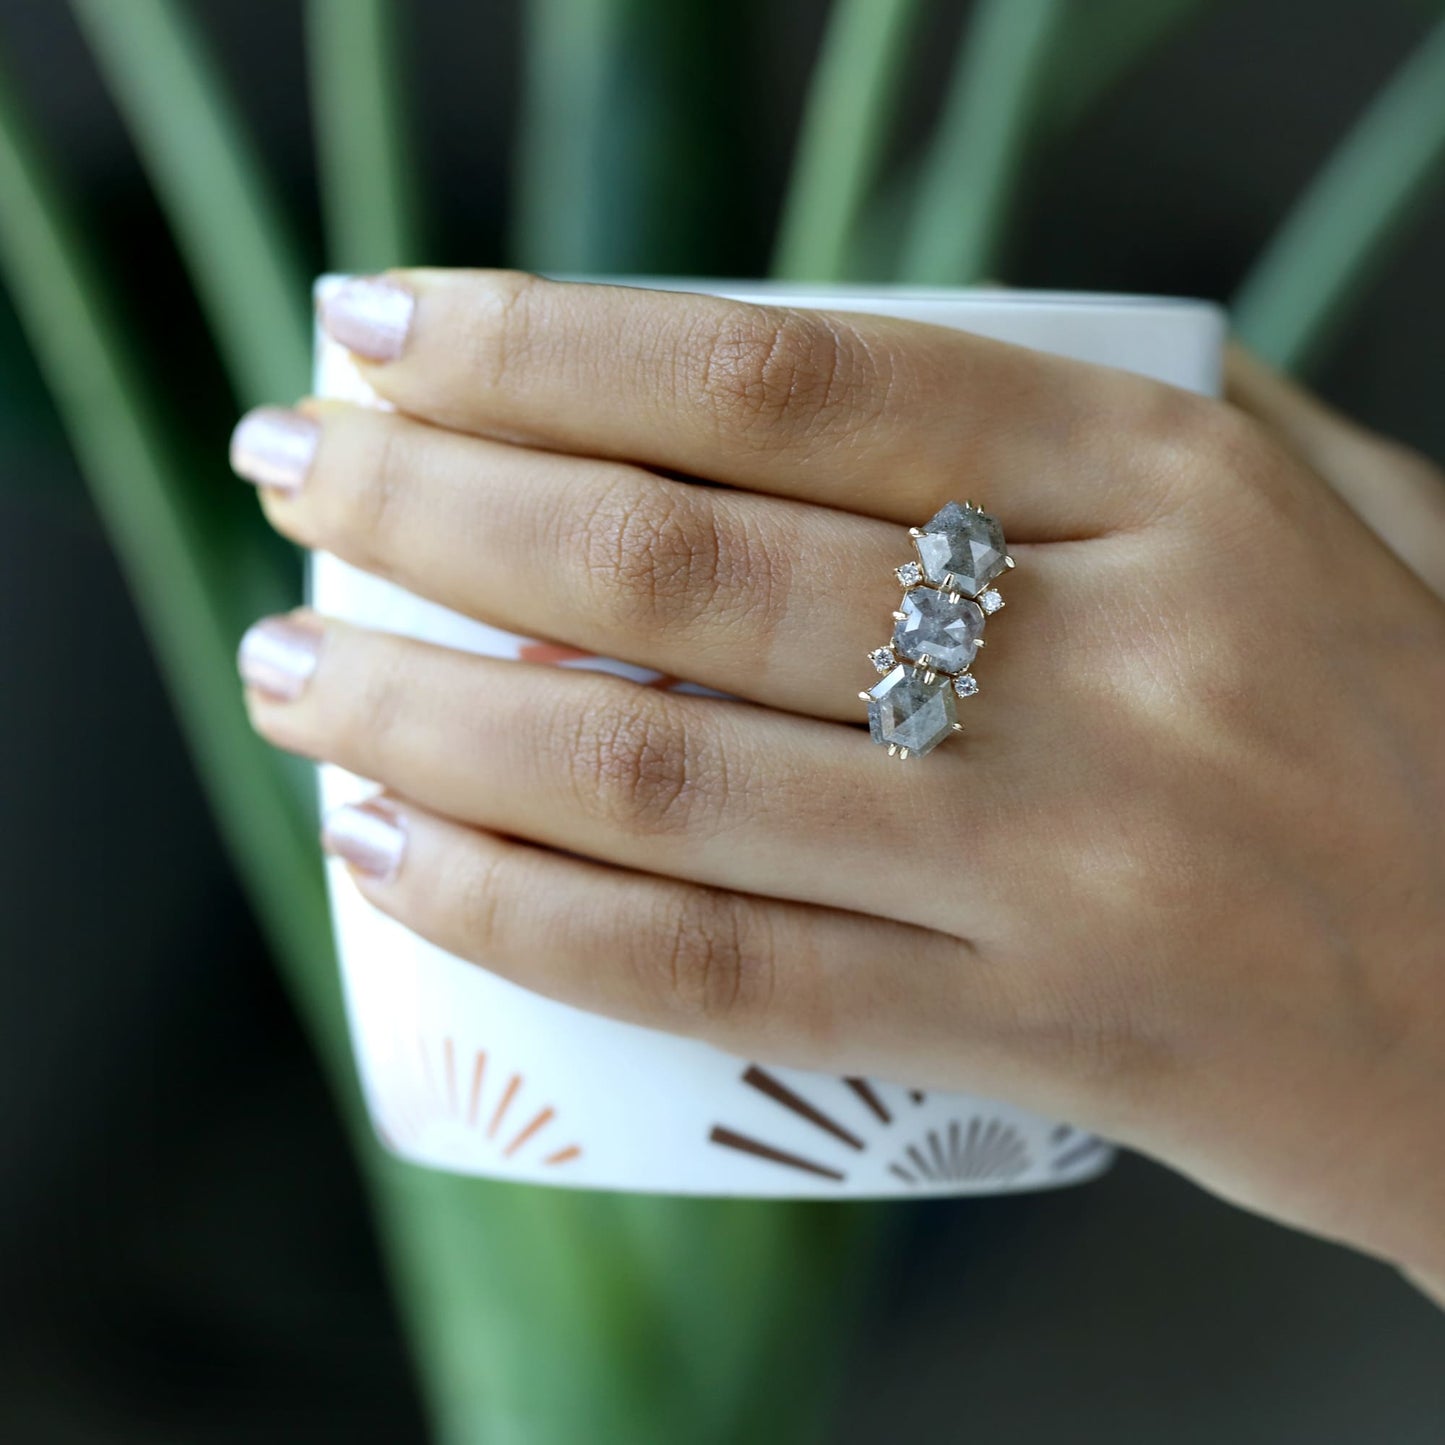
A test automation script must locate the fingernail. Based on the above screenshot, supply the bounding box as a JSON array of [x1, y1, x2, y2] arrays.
[[323, 799, 407, 881], [229, 407, 319, 492], [319, 276, 415, 362], [238, 614, 323, 701]]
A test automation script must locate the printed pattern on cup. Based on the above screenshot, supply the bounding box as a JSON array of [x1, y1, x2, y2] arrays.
[[703, 1065, 1112, 1193], [370, 1029, 583, 1170]]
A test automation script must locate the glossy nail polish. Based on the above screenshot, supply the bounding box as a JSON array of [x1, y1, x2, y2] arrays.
[[229, 407, 319, 492], [322, 799, 407, 881], [319, 276, 415, 362], [237, 614, 322, 701]]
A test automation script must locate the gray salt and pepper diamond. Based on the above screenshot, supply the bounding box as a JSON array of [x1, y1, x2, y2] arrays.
[[866, 665, 958, 756], [892, 586, 985, 674], [914, 501, 1007, 597]]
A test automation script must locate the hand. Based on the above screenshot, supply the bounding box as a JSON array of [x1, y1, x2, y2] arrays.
[[230, 271, 1445, 1299]]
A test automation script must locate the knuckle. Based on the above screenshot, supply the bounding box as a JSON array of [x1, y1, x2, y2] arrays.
[[563, 690, 726, 839], [317, 416, 409, 565], [462, 268, 550, 394], [646, 889, 776, 1031], [1117, 386, 1285, 531], [1175, 394, 1273, 499], [450, 842, 512, 961], [1186, 392, 1275, 480], [577, 473, 736, 636], [690, 306, 877, 450], [329, 636, 410, 767]]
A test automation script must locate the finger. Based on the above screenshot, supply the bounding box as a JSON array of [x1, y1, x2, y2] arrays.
[[317, 268, 1193, 539], [239, 613, 1014, 933], [319, 793, 996, 1080], [1227, 343, 1445, 599], [233, 400, 923, 723]]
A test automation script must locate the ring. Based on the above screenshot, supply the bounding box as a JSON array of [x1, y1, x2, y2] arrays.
[[860, 500, 1014, 758]]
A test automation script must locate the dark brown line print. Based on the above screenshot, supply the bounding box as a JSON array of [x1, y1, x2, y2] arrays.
[[927, 1129, 948, 1177], [905, 1144, 936, 1180], [947, 1119, 963, 1176], [1051, 1123, 1075, 1145], [743, 1066, 864, 1151], [844, 1077, 892, 1124], [909, 1090, 925, 1105], [1053, 1136, 1108, 1172], [961, 1117, 981, 1174], [952, 1118, 1032, 1181], [709, 1126, 846, 1182], [992, 1147, 1029, 1179], [977, 1120, 1002, 1171], [888, 1164, 916, 1186], [968, 1120, 999, 1177]]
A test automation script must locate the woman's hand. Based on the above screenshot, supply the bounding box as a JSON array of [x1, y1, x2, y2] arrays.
[[230, 271, 1445, 1298]]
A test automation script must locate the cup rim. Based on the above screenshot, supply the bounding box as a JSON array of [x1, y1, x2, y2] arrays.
[[315, 271, 1224, 320], [543, 274, 1225, 317]]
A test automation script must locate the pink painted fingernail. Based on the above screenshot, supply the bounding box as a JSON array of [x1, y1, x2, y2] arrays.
[[238, 613, 323, 701], [319, 276, 415, 361], [229, 407, 319, 492], [322, 799, 408, 881]]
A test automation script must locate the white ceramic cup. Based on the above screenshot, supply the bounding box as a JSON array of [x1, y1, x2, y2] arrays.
[[310, 279, 1225, 1198]]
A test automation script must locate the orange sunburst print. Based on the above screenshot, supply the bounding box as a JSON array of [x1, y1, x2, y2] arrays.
[[381, 1032, 582, 1169]]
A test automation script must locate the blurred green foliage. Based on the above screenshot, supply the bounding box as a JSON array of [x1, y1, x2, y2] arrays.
[[0, 2, 1442, 1440]]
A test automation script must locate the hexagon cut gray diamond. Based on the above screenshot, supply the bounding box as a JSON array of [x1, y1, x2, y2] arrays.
[[866, 665, 957, 756], [891, 586, 984, 674], [914, 501, 1007, 597]]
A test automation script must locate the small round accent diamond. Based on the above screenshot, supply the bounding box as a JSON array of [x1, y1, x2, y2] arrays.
[[867, 646, 896, 674], [979, 588, 1005, 614], [894, 560, 923, 587], [952, 673, 979, 698]]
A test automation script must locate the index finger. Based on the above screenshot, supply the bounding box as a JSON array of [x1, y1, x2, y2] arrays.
[[318, 268, 1194, 540]]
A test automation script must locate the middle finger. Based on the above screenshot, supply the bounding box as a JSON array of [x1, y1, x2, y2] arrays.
[[233, 400, 964, 722]]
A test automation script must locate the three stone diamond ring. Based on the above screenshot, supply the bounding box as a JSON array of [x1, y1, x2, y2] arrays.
[[862, 500, 1013, 758]]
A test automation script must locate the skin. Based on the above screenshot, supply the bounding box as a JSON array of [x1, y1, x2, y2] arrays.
[[235, 270, 1445, 1304]]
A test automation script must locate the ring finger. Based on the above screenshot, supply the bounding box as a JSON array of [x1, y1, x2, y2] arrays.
[[238, 613, 1018, 933]]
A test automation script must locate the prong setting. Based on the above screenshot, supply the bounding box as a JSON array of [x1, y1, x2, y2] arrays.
[[864, 500, 1010, 757]]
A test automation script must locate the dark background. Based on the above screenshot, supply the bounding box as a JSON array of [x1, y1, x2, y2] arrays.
[[2, 2, 1443, 1441]]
